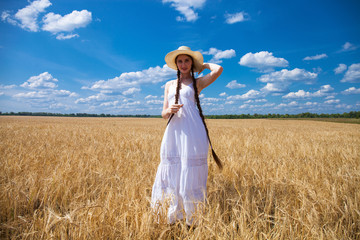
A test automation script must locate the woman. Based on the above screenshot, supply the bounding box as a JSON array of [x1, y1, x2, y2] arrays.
[[151, 46, 223, 226]]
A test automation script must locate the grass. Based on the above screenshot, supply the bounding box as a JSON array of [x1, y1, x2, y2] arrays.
[[1, 116, 359, 239]]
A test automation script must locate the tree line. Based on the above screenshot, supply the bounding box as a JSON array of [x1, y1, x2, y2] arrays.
[[0, 112, 157, 118], [206, 111, 360, 119], [1, 111, 359, 119]]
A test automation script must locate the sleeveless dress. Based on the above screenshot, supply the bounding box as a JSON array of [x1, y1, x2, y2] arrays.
[[151, 81, 209, 225]]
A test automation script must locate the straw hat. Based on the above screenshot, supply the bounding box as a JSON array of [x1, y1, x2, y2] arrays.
[[165, 46, 204, 73]]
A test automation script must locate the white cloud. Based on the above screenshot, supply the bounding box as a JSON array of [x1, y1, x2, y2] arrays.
[[53, 89, 78, 97], [282, 85, 334, 99], [239, 51, 289, 72], [225, 80, 245, 89], [239, 102, 275, 109], [202, 48, 236, 63], [20, 72, 58, 89], [277, 101, 298, 108], [145, 95, 158, 99], [0, 84, 17, 89], [303, 53, 328, 61], [262, 103, 275, 107], [42, 10, 92, 34], [203, 97, 221, 102], [14, 89, 76, 98], [312, 67, 322, 74], [2, 0, 92, 40], [100, 101, 119, 107], [341, 63, 360, 83], [122, 87, 140, 96], [314, 85, 334, 95], [227, 89, 263, 100], [75, 92, 111, 104], [7, 0, 52, 32], [225, 101, 234, 104], [260, 83, 287, 93], [13, 91, 40, 98], [86, 64, 175, 91], [147, 100, 163, 104], [324, 99, 340, 104], [224, 12, 249, 24], [176, 16, 186, 22], [288, 101, 298, 106], [202, 102, 216, 106], [162, 0, 206, 22], [245, 99, 267, 103], [258, 68, 317, 84], [305, 102, 318, 106], [341, 42, 358, 52], [9, 71, 78, 112], [219, 92, 227, 97], [120, 101, 141, 107], [49, 102, 73, 110], [341, 87, 360, 95], [334, 63, 347, 74], [56, 33, 79, 40], [335, 104, 352, 109], [239, 104, 249, 109], [282, 90, 311, 99], [1, 11, 18, 26]]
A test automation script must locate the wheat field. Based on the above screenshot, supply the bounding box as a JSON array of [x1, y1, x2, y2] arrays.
[[0, 116, 359, 239]]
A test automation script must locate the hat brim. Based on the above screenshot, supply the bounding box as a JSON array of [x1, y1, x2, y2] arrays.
[[165, 49, 204, 73]]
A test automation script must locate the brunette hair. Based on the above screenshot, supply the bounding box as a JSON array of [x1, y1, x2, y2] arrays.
[[168, 55, 223, 170]]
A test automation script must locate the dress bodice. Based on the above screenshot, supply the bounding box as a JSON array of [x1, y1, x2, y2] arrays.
[[168, 81, 196, 105]]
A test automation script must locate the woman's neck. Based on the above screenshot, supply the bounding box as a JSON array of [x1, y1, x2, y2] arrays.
[[180, 73, 192, 82]]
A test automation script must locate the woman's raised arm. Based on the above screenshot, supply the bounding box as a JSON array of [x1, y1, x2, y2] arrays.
[[196, 63, 223, 92]]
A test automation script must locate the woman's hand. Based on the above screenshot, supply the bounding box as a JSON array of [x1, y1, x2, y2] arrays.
[[161, 81, 184, 120], [198, 63, 210, 75], [167, 104, 183, 114]]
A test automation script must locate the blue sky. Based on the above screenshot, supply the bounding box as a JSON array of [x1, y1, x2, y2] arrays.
[[1, 0, 360, 115]]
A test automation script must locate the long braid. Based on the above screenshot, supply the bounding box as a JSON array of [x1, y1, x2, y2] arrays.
[[175, 69, 181, 104], [167, 69, 181, 124], [191, 67, 223, 170]]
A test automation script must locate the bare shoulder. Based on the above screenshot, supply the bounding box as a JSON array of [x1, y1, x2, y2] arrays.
[[163, 80, 175, 94], [165, 80, 176, 88]]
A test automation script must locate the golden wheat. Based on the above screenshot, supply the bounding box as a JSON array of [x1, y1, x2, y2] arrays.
[[0, 116, 359, 239]]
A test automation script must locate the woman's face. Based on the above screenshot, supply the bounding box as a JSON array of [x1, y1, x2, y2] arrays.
[[176, 54, 193, 74]]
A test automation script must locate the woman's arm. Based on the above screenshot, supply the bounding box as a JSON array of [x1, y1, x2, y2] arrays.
[[196, 63, 223, 93], [161, 81, 183, 120], [161, 82, 171, 119]]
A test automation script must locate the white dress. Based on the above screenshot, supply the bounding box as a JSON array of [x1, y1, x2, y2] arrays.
[[151, 81, 209, 225]]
